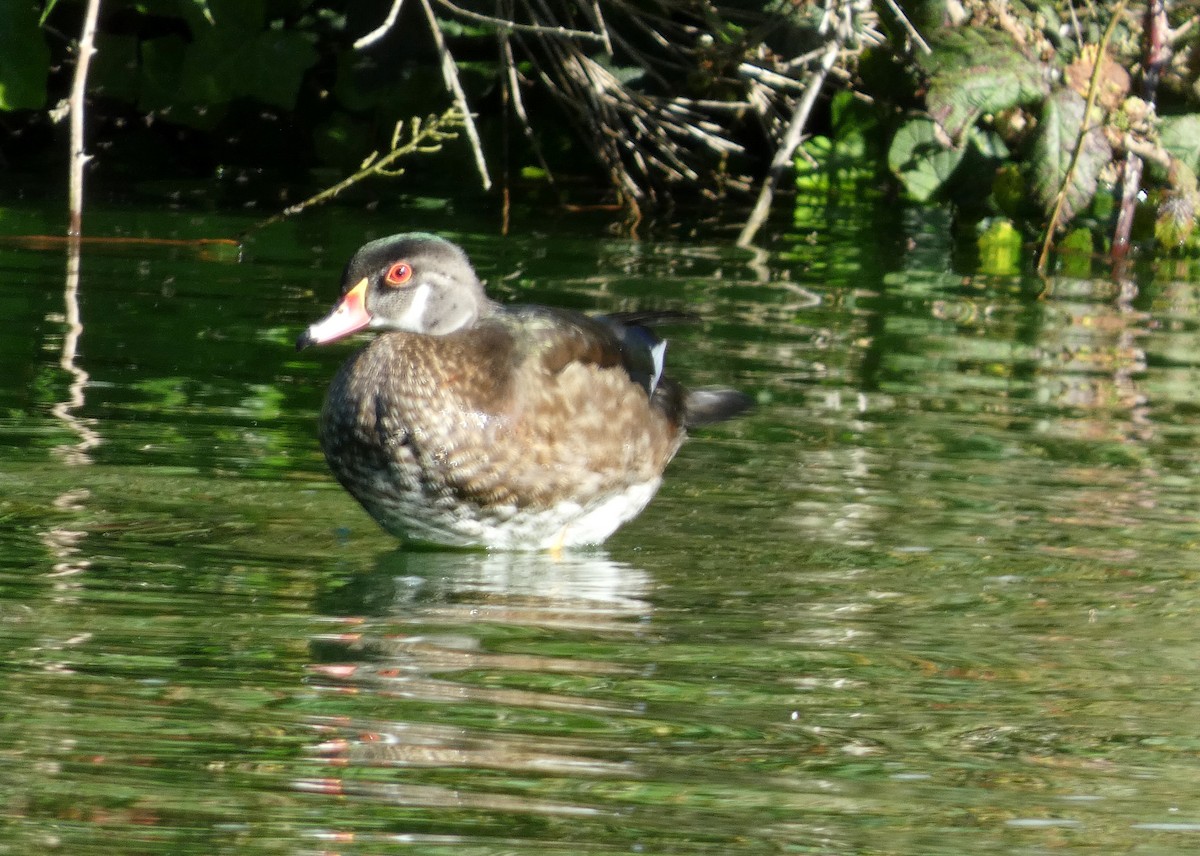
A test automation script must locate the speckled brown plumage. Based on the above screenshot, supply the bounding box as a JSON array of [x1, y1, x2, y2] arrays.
[[298, 233, 749, 549]]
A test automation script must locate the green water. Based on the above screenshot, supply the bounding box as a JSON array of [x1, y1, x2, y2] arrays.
[[2, 197, 1200, 855]]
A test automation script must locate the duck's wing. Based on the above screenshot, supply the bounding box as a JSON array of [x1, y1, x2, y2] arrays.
[[501, 307, 667, 397], [501, 307, 751, 430]]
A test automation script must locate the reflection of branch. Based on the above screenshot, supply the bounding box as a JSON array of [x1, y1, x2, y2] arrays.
[[68, 0, 102, 236], [52, 241, 101, 466]]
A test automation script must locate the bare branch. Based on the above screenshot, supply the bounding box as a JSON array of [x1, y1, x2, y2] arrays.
[[436, 0, 606, 42], [880, 0, 931, 54], [68, 0, 102, 237], [739, 39, 840, 246], [418, 0, 492, 190], [354, 0, 406, 49], [243, 108, 466, 237]]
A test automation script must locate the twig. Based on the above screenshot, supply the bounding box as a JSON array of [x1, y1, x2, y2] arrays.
[[67, 0, 102, 237], [1037, 0, 1127, 273], [576, 0, 613, 55], [242, 109, 465, 237], [881, 0, 931, 54], [1171, 14, 1197, 44], [501, 35, 555, 182], [738, 61, 812, 92], [354, 0, 405, 49], [418, 0, 491, 190], [436, 0, 605, 42], [738, 39, 840, 246]]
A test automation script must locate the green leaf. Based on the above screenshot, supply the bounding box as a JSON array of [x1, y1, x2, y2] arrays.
[[977, 218, 1022, 276], [0, 3, 50, 110], [795, 135, 872, 193], [89, 34, 140, 103], [1155, 194, 1196, 250], [1030, 88, 1112, 224], [238, 30, 319, 108], [923, 29, 1049, 140], [888, 117, 965, 202], [1058, 227, 1094, 278], [829, 90, 876, 139], [967, 126, 1009, 160], [145, 22, 318, 117], [991, 162, 1025, 218], [139, 35, 191, 112], [1159, 114, 1200, 171]]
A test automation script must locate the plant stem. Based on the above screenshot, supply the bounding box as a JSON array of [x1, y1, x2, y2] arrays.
[[419, 0, 492, 190], [1036, 0, 1127, 274], [242, 108, 465, 238], [1113, 0, 1170, 260]]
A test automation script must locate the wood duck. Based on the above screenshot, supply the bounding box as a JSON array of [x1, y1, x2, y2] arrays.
[[297, 233, 750, 549]]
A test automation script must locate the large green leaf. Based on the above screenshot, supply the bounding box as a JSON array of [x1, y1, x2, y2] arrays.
[[141, 22, 317, 118], [888, 117, 965, 202], [0, 2, 50, 110], [1159, 114, 1200, 172], [89, 33, 140, 103], [1030, 88, 1112, 223], [236, 30, 319, 108], [139, 35, 191, 112], [924, 29, 1049, 140]]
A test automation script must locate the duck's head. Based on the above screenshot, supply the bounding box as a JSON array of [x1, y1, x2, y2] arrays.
[[297, 233, 493, 349]]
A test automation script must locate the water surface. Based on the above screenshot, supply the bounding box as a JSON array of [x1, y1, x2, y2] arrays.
[[2, 198, 1199, 854]]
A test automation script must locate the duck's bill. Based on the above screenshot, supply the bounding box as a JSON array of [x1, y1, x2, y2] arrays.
[[296, 279, 370, 350]]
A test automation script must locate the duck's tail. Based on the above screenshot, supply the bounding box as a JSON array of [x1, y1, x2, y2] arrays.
[[683, 388, 754, 428]]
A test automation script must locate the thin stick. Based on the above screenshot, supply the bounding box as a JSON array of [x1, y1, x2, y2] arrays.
[[738, 39, 839, 247], [436, 0, 605, 42], [67, 0, 102, 237], [501, 36, 555, 182], [418, 0, 491, 190], [881, 0, 931, 54], [354, 0, 405, 49], [577, 0, 613, 55]]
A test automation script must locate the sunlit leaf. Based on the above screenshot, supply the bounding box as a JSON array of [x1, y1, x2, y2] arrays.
[[1030, 88, 1112, 223], [1057, 227, 1094, 278], [923, 29, 1049, 140], [1159, 115, 1200, 171], [977, 218, 1022, 276], [1156, 193, 1197, 250], [888, 117, 965, 202], [967, 126, 1010, 160]]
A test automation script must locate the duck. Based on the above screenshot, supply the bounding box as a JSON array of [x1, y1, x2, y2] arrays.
[[297, 233, 750, 549]]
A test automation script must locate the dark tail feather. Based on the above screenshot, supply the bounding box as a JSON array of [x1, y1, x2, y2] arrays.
[[602, 309, 700, 328], [684, 388, 753, 428]]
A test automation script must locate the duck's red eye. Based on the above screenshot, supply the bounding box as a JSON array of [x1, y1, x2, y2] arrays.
[[384, 262, 412, 286]]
